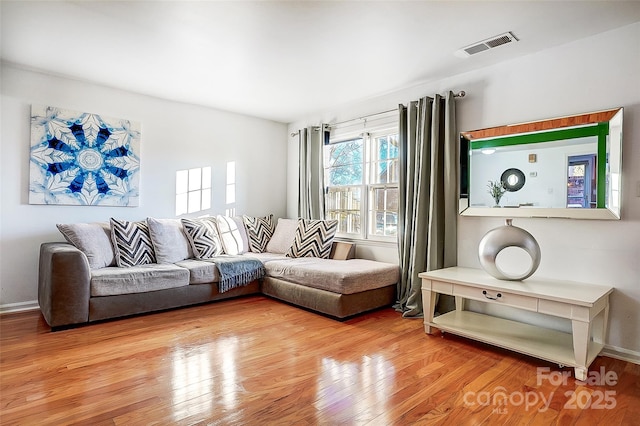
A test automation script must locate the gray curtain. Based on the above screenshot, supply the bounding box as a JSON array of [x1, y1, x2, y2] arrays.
[[298, 126, 326, 220], [395, 92, 458, 318]]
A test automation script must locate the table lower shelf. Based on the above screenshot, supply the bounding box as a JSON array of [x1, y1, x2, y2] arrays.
[[429, 310, 603, 369]]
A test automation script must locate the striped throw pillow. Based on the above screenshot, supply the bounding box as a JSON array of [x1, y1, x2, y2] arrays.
[[181, 217, 224, 259], [110, 218, 156, 267], [286, 219, 338, 259], [243, 214, 275, 253]]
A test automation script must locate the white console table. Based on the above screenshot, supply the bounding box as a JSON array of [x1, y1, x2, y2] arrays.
[[419, 267, 613, 381]]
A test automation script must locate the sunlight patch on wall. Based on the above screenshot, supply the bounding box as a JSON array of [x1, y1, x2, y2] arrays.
[[225, 161, 236, 217], [176, 166, 211, 216]]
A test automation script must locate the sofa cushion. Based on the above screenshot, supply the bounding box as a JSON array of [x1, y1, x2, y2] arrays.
[[286, 219, 338, 259], [174, 259, 220, 284], [215, 215, 247, 255], [266, 218, 298, 254], [242, 251, 288, 263], [147, 217, 193, 263], [264, 258, 399, 294], [90, 264, 189, 296], [56, 222, 115, 269], [110, 218, 157, 267], [181, 217, 224, 259], [243, 214, 275, 253]]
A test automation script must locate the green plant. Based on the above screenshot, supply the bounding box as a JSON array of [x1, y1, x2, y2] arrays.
[[487, 180, 506, 205]]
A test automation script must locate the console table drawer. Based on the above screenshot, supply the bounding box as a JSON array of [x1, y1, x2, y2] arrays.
[[431, 280, 453, 294], [453, 284, 538, 312], [538, 299, 591, 321], [538, 299, 572, 318]]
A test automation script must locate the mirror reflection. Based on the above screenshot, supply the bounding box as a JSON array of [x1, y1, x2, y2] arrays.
[[460, 108, 623, 219]]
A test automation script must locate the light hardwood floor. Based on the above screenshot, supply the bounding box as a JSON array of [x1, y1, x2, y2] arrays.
[[1, 296, 638, 425]]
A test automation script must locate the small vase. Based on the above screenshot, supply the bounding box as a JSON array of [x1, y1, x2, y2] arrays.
[[493, 197, 502, 207]]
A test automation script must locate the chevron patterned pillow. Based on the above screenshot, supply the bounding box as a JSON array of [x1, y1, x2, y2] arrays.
[[243, 214, 275, 253], [110, 218, 157, 267], [181, 217, 224, 259], [286, 219, 339, 259]]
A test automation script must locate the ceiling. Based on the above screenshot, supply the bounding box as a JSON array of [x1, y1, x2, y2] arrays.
[[2, 1, 640, 123]]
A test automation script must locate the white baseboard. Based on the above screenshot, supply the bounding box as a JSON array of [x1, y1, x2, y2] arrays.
[[0, 300, 40, 315], [602, 345, 640, 365]]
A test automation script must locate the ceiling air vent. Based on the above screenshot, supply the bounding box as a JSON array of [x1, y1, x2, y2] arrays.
[[457, 32, 519, 57]]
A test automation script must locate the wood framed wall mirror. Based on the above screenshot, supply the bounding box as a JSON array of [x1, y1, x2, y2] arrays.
[[459, 108, 623, 219]]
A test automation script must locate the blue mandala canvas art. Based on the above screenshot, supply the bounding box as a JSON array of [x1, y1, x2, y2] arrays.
[[29, 105, 141, 206]]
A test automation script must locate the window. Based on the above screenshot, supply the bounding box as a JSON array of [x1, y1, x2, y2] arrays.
[[325, 129, 399, 240], [176, 167, 211, 216]]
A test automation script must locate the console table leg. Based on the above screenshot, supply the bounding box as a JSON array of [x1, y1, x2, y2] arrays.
[[592, 303, 609, 345], [572, 319, 591, 379], [455, 296, 465, 312], [422, 289, 437, 335]]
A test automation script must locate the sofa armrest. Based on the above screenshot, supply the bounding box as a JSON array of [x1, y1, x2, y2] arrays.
[[330, 241, 355, 260], [39, 242, 91, 328]]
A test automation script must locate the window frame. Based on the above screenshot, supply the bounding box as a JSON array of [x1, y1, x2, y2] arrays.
[[324, 126, 399, 243]]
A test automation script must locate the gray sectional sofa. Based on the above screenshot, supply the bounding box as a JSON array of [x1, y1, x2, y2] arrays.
[[39, 216, 399, 329]]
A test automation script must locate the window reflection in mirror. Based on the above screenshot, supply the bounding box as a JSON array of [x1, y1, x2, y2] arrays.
[[567, 154, 596, 208], [460, 108, 623, 220]]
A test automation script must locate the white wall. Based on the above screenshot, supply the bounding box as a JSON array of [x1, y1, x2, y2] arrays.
[[287, 23, 640, 356], [0, 64, 288, 308]]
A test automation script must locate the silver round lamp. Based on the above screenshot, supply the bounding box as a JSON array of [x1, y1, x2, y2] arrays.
[[478, 219, 541, 281]]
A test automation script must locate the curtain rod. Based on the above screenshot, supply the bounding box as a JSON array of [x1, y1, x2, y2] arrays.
[[290, 90, 465, 137], [329, 91, 466, 129]]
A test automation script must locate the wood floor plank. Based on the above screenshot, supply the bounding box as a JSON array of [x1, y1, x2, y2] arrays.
[[1, 295, 638, 425]]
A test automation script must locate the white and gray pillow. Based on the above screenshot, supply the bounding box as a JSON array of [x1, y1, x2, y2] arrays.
[[232, 216, 250, 252], [215, 215, 246, 255], [243, 214, 275, 253], [266, 218, 299, 254], [286, 219, 338, 259], [110, 218, 157, 267], [181, 217, 224, 259], [147, 217, 193, 263], [56, 222, 115, 269]]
